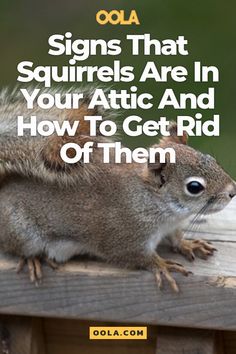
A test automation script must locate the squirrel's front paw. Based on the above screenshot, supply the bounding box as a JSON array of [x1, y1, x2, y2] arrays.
[[150, 255, 192, 293], [16, 256, 59, 286], [175, 239, 217, 261]]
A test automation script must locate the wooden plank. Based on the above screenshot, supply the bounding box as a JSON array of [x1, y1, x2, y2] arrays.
[[46, 342, 154, 354], [44, 319, 156, 354], [0, 241, 236, 330], [0, 316, 46, 354], [155, 327, 217, 354], [223, 331, 236, 354]]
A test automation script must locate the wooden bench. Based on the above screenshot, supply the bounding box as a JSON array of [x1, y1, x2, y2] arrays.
[[0, 199, 236, 353]]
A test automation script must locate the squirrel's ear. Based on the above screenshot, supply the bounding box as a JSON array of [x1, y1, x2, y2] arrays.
[[146, 154, 167, 187], [160, 121, 188, 145], [148, 159, 166, 172]]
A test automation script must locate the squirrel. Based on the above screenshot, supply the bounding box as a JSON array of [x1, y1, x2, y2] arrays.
[[0, 86, 235, 291]]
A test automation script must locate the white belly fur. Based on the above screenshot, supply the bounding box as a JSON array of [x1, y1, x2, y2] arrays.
[[46, 241, 89, 263]]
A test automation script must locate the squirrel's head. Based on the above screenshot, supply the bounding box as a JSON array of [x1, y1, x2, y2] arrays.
[[145, 122, 236, 217]]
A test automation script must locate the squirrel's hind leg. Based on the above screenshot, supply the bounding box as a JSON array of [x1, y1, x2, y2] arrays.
[[148, 254, 191, 293], [16, 256, 59, 286], [107, 251, 191, 293]]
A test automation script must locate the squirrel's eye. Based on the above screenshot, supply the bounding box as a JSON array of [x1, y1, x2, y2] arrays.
[[186, 181, 205, 195]]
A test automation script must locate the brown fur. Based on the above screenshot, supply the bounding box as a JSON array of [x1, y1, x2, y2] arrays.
[[0, 89, 235, 290]]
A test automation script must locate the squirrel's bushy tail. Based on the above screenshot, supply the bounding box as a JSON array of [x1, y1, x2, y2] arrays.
[[0, 85, 116, 185]]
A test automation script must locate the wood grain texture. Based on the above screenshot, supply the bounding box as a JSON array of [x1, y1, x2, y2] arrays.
[[44, 319, 156, 354], [155, 327, 217, 354], [0, 199, 235, 330], [0, 242, 236, 330]]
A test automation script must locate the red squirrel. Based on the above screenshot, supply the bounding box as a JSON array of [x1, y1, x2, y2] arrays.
[[0, 87, 235, 291]]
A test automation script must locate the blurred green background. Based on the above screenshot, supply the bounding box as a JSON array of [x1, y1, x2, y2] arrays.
[[0, 0, 235, 177]]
